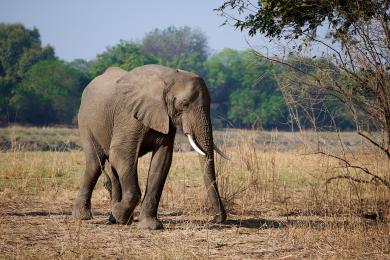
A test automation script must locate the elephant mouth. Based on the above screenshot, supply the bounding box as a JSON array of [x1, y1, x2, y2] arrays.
[[185, 134, 230, 160]]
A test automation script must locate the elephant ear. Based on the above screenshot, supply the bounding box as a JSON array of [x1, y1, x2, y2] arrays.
[[116, 68, 170, 134]]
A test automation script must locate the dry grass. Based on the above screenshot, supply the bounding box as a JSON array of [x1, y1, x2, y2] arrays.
[[0, 127, 389, 259], [0, 126, 80, 151]]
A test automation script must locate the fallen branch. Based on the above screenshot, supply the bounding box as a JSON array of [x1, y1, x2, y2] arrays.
[[326, 175, 373, 185]]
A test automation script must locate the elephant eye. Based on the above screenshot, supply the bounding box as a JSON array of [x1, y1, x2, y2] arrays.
[[182, 100, 190, 108]]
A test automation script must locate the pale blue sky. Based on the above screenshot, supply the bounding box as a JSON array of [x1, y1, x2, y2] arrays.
[[0, 0, 267, 61]]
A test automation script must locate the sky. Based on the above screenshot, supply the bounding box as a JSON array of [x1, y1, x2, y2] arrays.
[[0, 0, 268, 61]]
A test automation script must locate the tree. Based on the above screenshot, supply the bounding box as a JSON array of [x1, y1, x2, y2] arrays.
[[216, 0, 381, 40], [0, 23, 55, 123], [205, 48, 244, 121], [205, 48, 287, 128], [10, 60, 85, 125], [89, 41, 157, 78], [68, 58, 92, 83], [228, 51, 287, 128], [275, 56, 356, 130], [139, 26, 209, 74], [229, 87, 286, 128], [217, 0, 390, 188]]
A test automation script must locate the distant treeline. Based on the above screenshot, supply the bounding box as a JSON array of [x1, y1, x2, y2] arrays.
[[0, 23, 354, 129]]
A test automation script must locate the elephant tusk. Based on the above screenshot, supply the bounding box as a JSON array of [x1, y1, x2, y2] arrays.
[[186, 135, 206, 156], [214, 144, 230, 160]]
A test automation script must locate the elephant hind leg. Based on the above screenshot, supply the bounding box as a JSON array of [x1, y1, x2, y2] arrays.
[[107, 122, 144, 225], [108, 149, 141, 225], [73, 138, 106, 220]]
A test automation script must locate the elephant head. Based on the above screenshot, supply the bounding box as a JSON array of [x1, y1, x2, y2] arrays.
[[117, 64, 227, 222]]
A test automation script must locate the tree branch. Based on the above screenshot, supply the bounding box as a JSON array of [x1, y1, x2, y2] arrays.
[[326, 175, 373, 185], [357, 131, 390, 159], [314, 151, 390, 189]]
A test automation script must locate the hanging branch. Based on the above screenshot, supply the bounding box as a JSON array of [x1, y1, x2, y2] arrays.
[[315, 151, 390, 189]]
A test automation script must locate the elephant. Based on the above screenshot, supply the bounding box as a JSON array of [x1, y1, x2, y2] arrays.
[[72, 64, 228, 230]]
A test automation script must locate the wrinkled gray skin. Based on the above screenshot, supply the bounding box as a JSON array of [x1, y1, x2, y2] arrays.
[[72, 65, 226, 229]]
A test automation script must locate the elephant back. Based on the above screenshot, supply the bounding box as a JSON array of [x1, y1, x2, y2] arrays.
[[80, 67, 127, 107]]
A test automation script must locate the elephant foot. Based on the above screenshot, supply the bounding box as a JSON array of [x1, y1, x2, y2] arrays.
[[72, 201, 93, 220], [111, 204, 135, 225], [138, 217, 163, 230], [108, 212, 134, 225], [212, 212, 227, 224]]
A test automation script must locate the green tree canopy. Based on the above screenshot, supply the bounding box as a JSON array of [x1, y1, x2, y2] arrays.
[[0, 23, 55, 122], [216, 0, 388, 133], [205, 49, 243, 106], [10, 60, 85, 125], [216, 0, 383, 40], [139, 26, 209, 74], [0, 23, 355, 129], [89, 41, 157, 78], [228, 51, 287, 128], [228, 87, 285, 128], [68, 59, 91, 81], [204, 48, 287, 128]]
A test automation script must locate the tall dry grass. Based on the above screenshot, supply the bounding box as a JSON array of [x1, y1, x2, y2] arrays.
[[0, 127, 389, 258]]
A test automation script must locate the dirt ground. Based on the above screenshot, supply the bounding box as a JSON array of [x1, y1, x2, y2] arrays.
[[1, 129, 389, 259], [1, 196, 388, 259]]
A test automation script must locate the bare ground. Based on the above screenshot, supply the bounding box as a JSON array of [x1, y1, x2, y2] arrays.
[[1, 128, 389, 259], [1, 196, 389, 259]]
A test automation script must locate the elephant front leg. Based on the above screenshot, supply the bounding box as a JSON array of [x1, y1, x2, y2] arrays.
[[138, 142, 173, 230], [199, 156, 227, 224]]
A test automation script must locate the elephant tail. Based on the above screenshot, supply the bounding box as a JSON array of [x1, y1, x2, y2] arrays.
[[106, 165, 122, 202]]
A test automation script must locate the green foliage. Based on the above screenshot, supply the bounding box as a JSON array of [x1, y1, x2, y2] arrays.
[[68, 59, 92, 82], [276, 57, 356, 130], [89, 41, 157, 78], [0, 23, 55, 122], [216, 0, 383, 40], [228, 88, 259, 126], [216, 1, 371, 130], [10, 60, 85, 125], [0, 24, 356, 129], [229, 87, 286, 128], [205, 48, 243, 123], [205, 48, 287, 128], [139, 26, 209, 74]]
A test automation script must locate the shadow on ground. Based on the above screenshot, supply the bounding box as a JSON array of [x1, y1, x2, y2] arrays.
[[165, 217, 353, 230], [2, 209, 357, 230], [2, 210, 107, 217]]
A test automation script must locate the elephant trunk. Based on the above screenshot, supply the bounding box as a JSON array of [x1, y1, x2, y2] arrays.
[[190, 108, 227, 223]]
